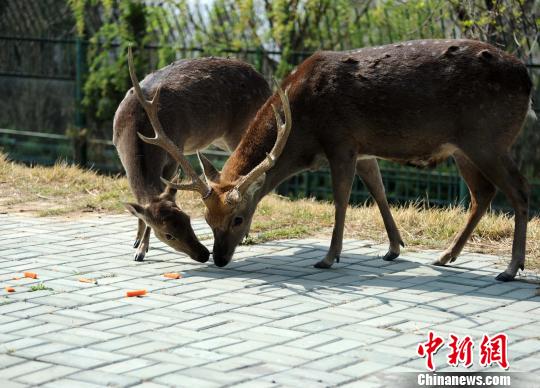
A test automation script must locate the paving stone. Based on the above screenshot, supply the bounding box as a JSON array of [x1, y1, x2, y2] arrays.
[[1, 213, 539, 387], [98, 358, 157, 374], [42, 379, 104, 388], [38, 351, 114, 369], [13, 342, 73, 359], [316, 338, 364, 354], [11, 322, 66, 337], [0, 319, 43, 334], [155, 373, 220, 388], [130, 383, 170, 388], [0, 379, 29, 388], [1, 360, 52, 379], [118, 341, 177, 356], [216, 339, 272, 356], [90, 336, 150, 352], [0, 354, 26, 369], [337, 360, 388, 378], [14, 365, 78, 385], [1, 337, 48, 353], [125, 362, 184, 379], [69, 370, 141, 387]]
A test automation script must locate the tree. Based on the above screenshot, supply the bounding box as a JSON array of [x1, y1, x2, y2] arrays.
[[69, 0, 539, 173]]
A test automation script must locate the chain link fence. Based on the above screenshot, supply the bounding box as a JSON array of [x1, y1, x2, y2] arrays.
[[0, 35, 539, 213]]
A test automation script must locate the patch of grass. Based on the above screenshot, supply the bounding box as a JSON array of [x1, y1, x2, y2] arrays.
[[1, 152, 539, 270], [29, 283, 53, 292], [245, 224, 312, 245], [0, 153, 134, 215]]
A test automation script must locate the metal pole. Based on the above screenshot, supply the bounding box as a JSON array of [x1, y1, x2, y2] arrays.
[[74, 37, 87, 166], [459, 177, 469, 208]]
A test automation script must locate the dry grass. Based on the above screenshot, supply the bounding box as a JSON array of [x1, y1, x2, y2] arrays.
[[1, 153, 539, 270]]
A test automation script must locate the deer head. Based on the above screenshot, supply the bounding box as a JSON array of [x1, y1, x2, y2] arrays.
[[152, 83, 292, 267], [123, 187, 210, 263], [125, 47, 211, 263]]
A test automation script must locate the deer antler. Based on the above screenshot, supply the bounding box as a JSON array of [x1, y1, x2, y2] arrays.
[[231, 81, 292, 198], [127, 46, 211, 198]]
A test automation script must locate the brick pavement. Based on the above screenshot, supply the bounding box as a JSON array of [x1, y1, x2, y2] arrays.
[[0, 213, 539, 387]]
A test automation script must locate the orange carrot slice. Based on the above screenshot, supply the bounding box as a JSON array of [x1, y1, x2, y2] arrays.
[[78, 278, 95, 284], [24, 272, 38, 279], [163, 273, 181, 279], [5, 286, 15, 292], [126, 289, 146, 297]]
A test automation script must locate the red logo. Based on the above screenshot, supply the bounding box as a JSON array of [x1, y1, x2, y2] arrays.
[[417, 331, 445, 371], [479, 333, 509, 370], [447, 334, 474, 368], [417, 332, 509, 371]]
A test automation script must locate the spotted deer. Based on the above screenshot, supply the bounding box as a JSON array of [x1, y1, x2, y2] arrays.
[[112, 47, 271, 261], [147, 39, 534, 282]]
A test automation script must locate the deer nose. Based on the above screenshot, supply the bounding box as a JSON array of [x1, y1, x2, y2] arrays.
[[214, 258, 229, 268], [192, 247, 210, 263]]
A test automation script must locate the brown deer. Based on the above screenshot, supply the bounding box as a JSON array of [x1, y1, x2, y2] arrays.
[[113, 47, 271, 261], [148, 39, 534, 282]]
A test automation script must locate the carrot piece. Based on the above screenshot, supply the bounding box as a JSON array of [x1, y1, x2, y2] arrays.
[[78, 278, 96, 284], [5, 286, 15, 292], [126, 289, 146, 297], [24, 272, 38, 279], [163, 273, 181, 279]]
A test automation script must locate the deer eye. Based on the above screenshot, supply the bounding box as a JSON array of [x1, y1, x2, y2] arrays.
[[233, 217, 244, 226], [165, 233, 175, 241]]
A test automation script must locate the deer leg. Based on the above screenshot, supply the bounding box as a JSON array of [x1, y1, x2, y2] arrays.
[[356, 158, 404, 261], [314, 153, 357, 269], [133, 218, 145, 248], [433, 152, 496, 266], [460, 150, 529, 281], [134, 225, 151, 262]]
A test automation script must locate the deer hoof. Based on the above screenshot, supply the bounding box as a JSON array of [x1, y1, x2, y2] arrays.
[[314, 260, 333, 269], [433, 252, 455, 266], [495, 271, 515, 282], [134, 252, 145, 262], [382, 251, 399, 261], [133, 239, 141, 248]]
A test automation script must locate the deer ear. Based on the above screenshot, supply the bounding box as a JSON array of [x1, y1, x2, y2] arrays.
[[244, 173, 265, 198], [123, 202, 146, 220], [197, 151, 220, 183]]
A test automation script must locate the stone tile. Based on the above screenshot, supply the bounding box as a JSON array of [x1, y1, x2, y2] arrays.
[[69, 370, 141, 387], [14, 365, 77, 385], [2, 213, 540, 387]]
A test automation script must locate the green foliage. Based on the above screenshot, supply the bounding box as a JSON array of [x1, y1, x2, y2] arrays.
[[69, 0, 152, 126], [69, 0, 539, 170], [29, 283, 53, 292]]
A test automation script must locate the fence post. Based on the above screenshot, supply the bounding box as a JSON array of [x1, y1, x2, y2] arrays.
[[458, 177, 469, 208], [74, 36, 87, 166], [255, 46, 263, 73]]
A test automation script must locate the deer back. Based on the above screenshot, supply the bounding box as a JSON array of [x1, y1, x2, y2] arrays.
[[113, 56, 271, 203]]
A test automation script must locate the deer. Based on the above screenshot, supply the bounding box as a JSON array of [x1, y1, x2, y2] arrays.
[[143, 39, 534, 282], [112, 47, 271, 262]]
